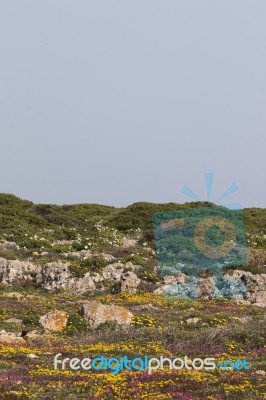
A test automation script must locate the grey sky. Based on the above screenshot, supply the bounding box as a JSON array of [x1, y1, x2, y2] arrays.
[[0, 1, 265, 207]]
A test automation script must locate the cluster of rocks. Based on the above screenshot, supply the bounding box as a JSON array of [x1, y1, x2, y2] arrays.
[[36, 302, 132, 332], [154, 270, 266, 307], [0, 300, 134, 344], [38, 301, 133, 331], [0, 254, 265, 306], [0, 257, 141, 295]]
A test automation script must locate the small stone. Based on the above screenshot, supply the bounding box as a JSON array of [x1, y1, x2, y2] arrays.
[[255, 370, 265, 376], [186, 317, 200, 325], [26, 353, 39, 359]]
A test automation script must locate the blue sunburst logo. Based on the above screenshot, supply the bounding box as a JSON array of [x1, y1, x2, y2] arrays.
[[152, 172, 247, 301], [181, 172, 242, 210]]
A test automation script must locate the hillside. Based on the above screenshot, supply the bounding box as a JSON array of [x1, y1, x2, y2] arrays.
[[0, 193, 265, 274], [0, 193, 265, 399]]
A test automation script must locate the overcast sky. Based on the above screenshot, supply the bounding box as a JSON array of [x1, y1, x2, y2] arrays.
[[0, 1, 265, 207]]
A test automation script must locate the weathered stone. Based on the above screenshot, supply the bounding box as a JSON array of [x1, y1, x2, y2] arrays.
[[198, 277, 215, 300], [80, 301, 133, 328], [102, 263, 124, 281], [186, 317, 200, 325], [0, 330, 24, 343], [39, 310, 68, 332], [0, 258, 40, 284], [253, 290, 266, 307], [225, 270, 266, 292], [37, 262, 72, 291], [26, 353, 39, 359], [255, 370, 266, 376], [120, 271, 140, 294], [163, 275, 177, 285]]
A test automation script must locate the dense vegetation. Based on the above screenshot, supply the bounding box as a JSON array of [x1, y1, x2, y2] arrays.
[[0, 193, 265, 275], [0, 193, 265, 245]]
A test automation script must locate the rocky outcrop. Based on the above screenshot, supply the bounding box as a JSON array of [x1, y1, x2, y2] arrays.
[[37, 262, 73, 291], [36, 262, 96, 293], [39, 310, 68, 332], [154, 270, 266, 306], [0, 258, 41, 284], [79, 301, 133, 328], [154, 273, 188, 295], [0, 256, 142, 294], [223, 270, 266, 306], [102, 262, 141, 294], [120, 271, 140, 294], [253, 290, 266, 307], [1, 253, 264, 306], [102, 263, 124, 281]]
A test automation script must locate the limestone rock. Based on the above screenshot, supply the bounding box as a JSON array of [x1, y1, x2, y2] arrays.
[[80, 301, 133, 328], [0, 258, 40, 285], [198, 276, 215, 300], [39, 310, 68, 332], [120, 271, 140, 294], [0, 330, 24, 343], [163, 274, 187, 285], [37, 262, 72, 291], [252, 290, 266, 307], [186, 317, 200, 325], [26, 353, 39, 359], [255, 370, 266, 376], [102, 263, 124, 281]]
